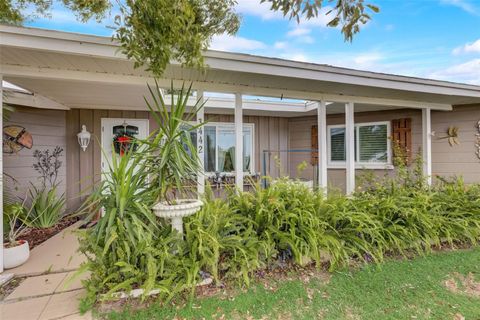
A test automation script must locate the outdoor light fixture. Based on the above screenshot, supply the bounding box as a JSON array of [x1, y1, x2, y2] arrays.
[[77, 124, 91, 152]]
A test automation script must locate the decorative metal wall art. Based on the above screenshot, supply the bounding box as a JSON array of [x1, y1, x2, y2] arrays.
[[3, 125, 33, 153], [438, 126, 460, 146]]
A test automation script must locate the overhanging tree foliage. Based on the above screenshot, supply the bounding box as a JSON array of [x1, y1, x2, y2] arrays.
[[0, 0, 379, 76], [114, 0, 240, 75], [262, 0, 379, 41]]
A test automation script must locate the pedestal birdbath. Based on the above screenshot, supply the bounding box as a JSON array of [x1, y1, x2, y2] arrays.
[[153, 199, 203, 234]]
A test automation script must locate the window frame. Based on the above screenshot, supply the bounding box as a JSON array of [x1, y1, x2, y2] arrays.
[[199, 122, 255, 175], [327, 121, 393, 170]]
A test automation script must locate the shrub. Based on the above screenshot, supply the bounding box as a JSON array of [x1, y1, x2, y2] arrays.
[[184, 188, 266, 285], [79, 172, 480, 308], [229, 179, 345, 268], [78, 144, 159, 306], [22, 184, 65, 228]]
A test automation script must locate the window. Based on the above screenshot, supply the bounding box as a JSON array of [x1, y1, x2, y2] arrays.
[[328, 122, 391, 168], [189, 123, 254, 174]]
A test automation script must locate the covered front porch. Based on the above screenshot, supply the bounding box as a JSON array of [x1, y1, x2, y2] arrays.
[[2, 25, 480, 273]]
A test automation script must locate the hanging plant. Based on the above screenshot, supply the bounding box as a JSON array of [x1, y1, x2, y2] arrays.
[[438, 126, 460, 146]]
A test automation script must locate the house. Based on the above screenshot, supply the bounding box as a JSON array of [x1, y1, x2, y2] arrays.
[[2, 25, 480, 270]]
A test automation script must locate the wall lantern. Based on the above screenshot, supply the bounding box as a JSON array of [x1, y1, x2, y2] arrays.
[[77, 125, 91, 152]]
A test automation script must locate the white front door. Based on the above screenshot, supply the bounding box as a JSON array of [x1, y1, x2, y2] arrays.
[[101, 118, 149, 175]]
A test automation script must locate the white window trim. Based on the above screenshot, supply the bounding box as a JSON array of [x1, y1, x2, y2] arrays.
[[327, 121, 393, 170], [201, 122, 255, 175]]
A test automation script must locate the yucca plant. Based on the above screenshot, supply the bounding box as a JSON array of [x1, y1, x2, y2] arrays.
[[22, 184, 65, 228], [78, 145, 161, 304], [141, 80, 206, 204], [78, 81, 208, 306]]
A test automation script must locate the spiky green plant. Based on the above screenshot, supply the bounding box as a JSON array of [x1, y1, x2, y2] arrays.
[[78, 144, 160, 306], [141, 80, 205, 203], [22, 184, 65, 228]]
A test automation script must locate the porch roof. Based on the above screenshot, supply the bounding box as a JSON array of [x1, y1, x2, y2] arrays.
[[1, 25, 480, 113]]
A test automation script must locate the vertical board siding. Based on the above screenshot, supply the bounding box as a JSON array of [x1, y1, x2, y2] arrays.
[[4, 106, 67, 201], [66, 109, 80, 211], [279, 118, 289, 176], [268, 117, 279, 178], [93, 110, 108, 185], [78, 109, 94, 201], [65, 110, 289, 211]]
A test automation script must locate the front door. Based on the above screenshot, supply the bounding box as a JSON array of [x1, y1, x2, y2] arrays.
[[101, 118, 149, 176]]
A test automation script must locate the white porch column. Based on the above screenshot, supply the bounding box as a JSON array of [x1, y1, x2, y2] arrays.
[[196, 89, 205, 197], [0, 75, 4, 273], [317, 100, 328, 193], [345, 102, 355, 195], [235, 93, 244, 191], [422, 107, 432, 186]]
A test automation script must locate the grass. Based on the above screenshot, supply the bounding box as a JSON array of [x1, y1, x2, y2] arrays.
[[104, 247, 480, 320]]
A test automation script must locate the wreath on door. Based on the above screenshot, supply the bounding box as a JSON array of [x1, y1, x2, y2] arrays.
[[113, 123, 139, 156]]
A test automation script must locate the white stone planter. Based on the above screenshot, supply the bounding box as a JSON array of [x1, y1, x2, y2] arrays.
[[153, 199, 203, 234], [4, 240, 30, 269]]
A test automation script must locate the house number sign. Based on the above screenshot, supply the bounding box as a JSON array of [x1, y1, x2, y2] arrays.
[[197, 117, 204, 156]]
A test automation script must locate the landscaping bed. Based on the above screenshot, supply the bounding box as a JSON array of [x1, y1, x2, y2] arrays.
[[73, 87, 480, 314], [22, 216, 79, 249]]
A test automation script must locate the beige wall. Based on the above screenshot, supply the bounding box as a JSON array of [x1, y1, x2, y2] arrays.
[[7, 104, 479, 210], [65, 109, 289, 211], [288, 108, 424, 191], [431, 104, 480, 183], [288, 105, 480, 191], [4, 106, 67, 200]]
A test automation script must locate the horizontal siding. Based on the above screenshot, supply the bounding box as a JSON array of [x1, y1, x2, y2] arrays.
[[431, 105, 480, 183], [4, 106, 67, 199]]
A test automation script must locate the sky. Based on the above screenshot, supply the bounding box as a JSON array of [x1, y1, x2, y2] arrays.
[[25, 0, 480, 85]]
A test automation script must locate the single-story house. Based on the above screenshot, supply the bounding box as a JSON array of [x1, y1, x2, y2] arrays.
[[1, 25, 480, 270]]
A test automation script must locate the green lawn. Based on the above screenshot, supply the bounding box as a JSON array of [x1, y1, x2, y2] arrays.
[[105, 247, 480, 320]]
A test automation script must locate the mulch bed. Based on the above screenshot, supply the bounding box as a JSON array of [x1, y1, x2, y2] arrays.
[[21, 216, 80, 250], [0, 277, 26, 301]]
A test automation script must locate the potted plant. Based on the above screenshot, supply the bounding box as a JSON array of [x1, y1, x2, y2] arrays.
[[143, 81, 206, 234], [3, 198, 33, 269]]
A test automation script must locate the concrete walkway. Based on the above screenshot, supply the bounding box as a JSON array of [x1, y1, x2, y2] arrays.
[[1, 222, 92, 320], [7, 222, 86, 276]]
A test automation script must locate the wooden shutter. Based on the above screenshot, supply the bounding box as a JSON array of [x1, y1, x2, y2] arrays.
[[391, 118, 412, 164], [311, 125, 318, 165]]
